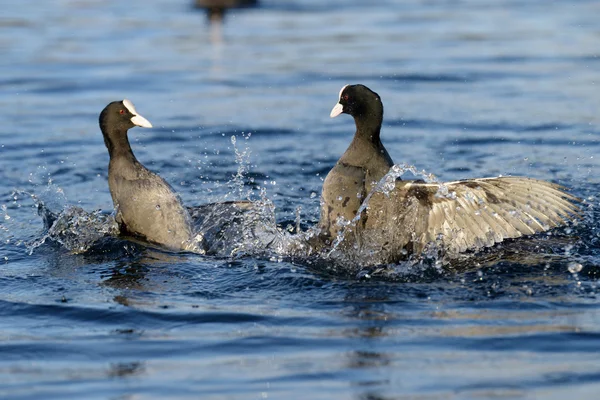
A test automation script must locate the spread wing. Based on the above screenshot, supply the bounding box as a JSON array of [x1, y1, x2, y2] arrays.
[[396, 176, 581, 254]]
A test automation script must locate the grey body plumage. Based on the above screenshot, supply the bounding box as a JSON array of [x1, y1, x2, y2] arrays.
[[99, 100, 197, 252]]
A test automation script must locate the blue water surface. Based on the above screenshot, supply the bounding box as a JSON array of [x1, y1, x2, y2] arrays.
[[1, 0, 600, 399]]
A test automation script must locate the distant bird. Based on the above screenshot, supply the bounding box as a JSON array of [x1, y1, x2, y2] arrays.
[[194, 0, 258, 22], [99, 100, 198, 252], [320, 84, 580, 262]]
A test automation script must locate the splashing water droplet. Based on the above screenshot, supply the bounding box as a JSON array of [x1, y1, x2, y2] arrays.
[[310, 192, 317, 199], [567, 262, 583, 274], [323, 163, 453, 264], [28, 205, 120, 255], [563, 244, 573, 256]]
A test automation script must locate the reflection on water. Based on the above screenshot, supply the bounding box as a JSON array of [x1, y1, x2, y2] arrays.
[[103, 262, 150, 292], [107, 361, 145, 379], [194, 0, 259, 23]]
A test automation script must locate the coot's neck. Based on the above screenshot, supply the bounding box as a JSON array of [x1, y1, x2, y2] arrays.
[[339, 118, 393, 169], [352, 107, 383, 145], [102, 126, 136, 161]]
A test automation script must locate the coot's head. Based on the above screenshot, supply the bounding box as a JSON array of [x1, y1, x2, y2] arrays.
[[330, 84, 383, 119], [99, 99, 153, 133]]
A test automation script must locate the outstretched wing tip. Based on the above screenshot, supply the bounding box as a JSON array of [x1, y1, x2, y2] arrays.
[[402, 175, 581, 256]]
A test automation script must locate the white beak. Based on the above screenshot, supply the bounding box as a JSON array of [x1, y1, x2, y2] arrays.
[[123, 98, 153, 128], [330, 102, 344, 118], [131, 113, 153, 128]]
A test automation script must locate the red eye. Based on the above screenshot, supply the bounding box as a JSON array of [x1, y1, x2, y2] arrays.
[[119, 109, 125, 114], [343, 94, 349, 101]]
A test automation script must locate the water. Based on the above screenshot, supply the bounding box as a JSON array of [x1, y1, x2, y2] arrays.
[[2, 0, 600, 398]]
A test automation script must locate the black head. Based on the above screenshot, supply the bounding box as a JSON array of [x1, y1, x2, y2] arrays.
[[99, 99, 152, 156], [99, 99, 152, 134], [330, 84, 383, 120]]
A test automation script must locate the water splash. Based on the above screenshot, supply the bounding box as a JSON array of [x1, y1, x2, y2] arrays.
[[568, 261, 583, 274], [10, 155, 589, 280], [1, 189, 60, 253], [189, 186, 282, 257], [227, 133, 254, 200], [235, 163, 451, 272], [188, 133, 294, 258], [327, 164, 413, 257], [0, 184, 119, 256], [29, 204, 119, 255], [0, 203, 14, 251]]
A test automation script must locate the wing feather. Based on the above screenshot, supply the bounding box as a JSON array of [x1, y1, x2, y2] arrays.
[[396, 176, 580, 255]]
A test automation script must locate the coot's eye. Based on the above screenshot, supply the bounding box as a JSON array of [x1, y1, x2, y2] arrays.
[[119, 109, 125, 114], [343, 94, 349, 101]]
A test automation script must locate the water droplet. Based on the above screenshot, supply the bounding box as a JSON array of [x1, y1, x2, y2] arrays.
[[563, 244, 573, 256], [567, 262, 583, 274], [310, 192, 317, 199], [155, 205, 161, 210], [356, 270, 371, 280], [337, 196, 343, 201]]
